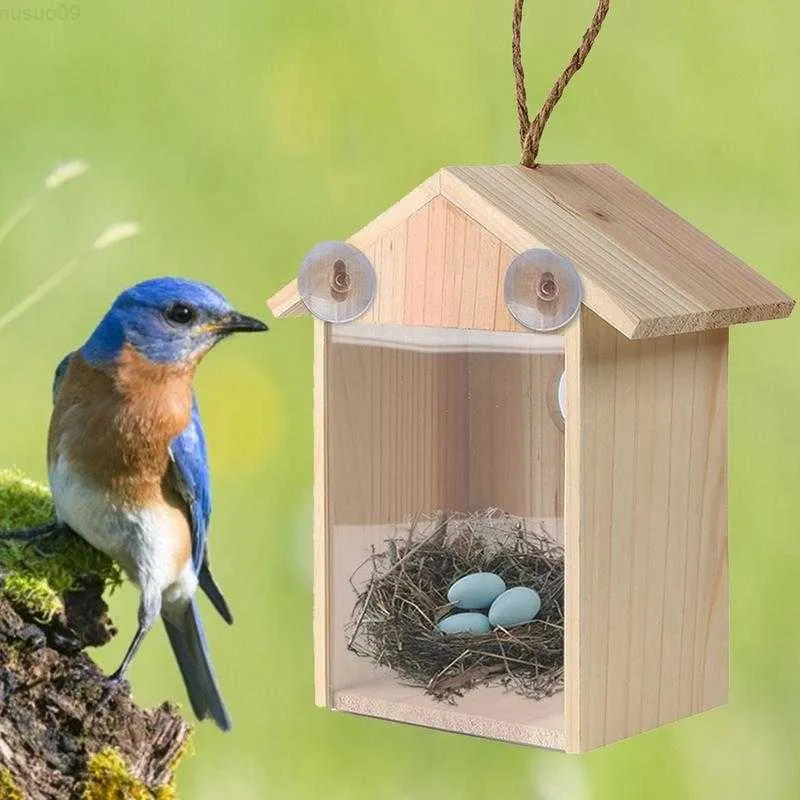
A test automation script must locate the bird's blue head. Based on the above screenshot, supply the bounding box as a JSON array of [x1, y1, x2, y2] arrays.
[[81, 277, 268, 366]]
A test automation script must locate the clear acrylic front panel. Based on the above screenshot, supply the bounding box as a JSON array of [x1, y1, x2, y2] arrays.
[[327, 323, 566, 747]]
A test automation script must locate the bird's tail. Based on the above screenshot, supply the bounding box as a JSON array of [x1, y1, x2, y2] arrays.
[[163, 599, 231, 732]]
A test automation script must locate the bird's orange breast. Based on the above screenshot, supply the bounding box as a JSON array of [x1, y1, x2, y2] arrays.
[[49, 345, 195, 509]]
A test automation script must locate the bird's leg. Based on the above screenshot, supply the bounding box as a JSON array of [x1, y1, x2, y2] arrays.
[[97, 588, 160, 708], [0, 520, 64, 541], [109, 623, 150, 683]]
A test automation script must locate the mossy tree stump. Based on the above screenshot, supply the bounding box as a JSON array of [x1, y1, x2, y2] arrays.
[[0, 470, 191, 799]]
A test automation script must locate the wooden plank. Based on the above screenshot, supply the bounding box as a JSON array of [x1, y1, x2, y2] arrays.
[[442, 165, 794, 338], [422, 195, 448, 327], [563, 312, 582, 752], [377, 220, 408, 325], [441, 203, 468, 328], [626, 336, 672, 732], [313, 320, 332, 707], [564, 308, 728, 751], [403, 201, 432, 326], [326, 343, 470, 525], [494, 243, 519, 332], [624, 336, 657, 734], [266, 278, 306, 318], [466, 350, 564, 520], [334, 679, 565, 750], [689, 331, 729, 713], [471, 228, 502, 329], [354, 239, 381, 325], [457, 214, 483, 329]]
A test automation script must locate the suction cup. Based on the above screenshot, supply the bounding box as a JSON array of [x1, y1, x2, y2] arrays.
[[503, 249, 583, 332], [298, 241, 377, 323]]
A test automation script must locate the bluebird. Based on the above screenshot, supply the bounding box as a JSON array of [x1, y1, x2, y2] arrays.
[[45, 277, 267, 731]]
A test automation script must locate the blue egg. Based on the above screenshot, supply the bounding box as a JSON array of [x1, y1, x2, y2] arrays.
[[488, 587, 542, 628], [437, 612, 492, 637], [447, 572, 506, 610]]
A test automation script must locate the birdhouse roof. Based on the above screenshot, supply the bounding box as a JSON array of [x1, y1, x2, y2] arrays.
[[267, 164, 793, 339]]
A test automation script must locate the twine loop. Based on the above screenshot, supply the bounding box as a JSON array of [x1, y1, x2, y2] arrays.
[[513, 0, 610, 168]]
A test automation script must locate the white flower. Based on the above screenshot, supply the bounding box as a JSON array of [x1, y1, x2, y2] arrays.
[[92, 222, 141, 251], [44, 160, 89, 190]]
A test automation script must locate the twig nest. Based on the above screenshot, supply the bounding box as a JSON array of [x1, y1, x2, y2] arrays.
[[447, 572, 506, 610], [488, 586, 542, 628], [437, 612, 492, 637], [347, 509, 565, 701]]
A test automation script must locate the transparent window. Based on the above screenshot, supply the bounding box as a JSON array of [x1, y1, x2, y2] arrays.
[[327, 323, 566, 747]]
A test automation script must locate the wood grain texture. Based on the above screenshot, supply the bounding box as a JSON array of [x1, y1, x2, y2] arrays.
[[356, 196, 525, 332], [326, 342, 564, 524], [563, 308, 728, 752], [313, 320, 332, 707], [443, 165, 794, 338], [267, 173, 440, 318], [269, 164, 793, 338], [327, 344, 470, 524], [468, 351, 564, 522], [334, 679, 565, 750], [266, 278, 306, 318]]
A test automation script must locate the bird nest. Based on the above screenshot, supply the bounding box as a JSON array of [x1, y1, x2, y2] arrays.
[[346, 509, 564, 702]]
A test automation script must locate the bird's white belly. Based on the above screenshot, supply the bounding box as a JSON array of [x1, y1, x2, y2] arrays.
[[49, 455, 197, 605]]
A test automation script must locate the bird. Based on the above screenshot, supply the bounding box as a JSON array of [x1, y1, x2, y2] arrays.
[[44, 277, 267, 731]]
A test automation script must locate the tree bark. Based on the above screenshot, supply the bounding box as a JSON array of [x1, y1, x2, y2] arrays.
[[0, 578, 190, 799]]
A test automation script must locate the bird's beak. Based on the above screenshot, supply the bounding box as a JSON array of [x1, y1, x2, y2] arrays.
[[217, 312, 269, 334]]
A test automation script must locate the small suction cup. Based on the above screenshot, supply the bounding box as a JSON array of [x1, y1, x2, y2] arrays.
[[298, 241, 377, 323], [503, 249, 583, 332]]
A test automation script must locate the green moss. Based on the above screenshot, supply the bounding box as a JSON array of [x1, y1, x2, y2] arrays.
[[0, 468, 54, 528], [2, 573, 62, 621], [0, 469, 123, 621], [82, 748, 177, 800], [0, 767, 24, 800]]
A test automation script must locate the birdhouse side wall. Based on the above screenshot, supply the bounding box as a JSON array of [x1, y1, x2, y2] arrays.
[[564, 308, 729, 752]]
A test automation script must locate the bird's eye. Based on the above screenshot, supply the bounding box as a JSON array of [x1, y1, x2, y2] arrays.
[[165, 303, 196, 325]]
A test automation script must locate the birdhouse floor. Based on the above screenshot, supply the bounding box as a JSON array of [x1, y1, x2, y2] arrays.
[[333, 679, 565, 750]]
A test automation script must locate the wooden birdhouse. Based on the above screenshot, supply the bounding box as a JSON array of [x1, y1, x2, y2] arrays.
[[267, 164, 794, 752]]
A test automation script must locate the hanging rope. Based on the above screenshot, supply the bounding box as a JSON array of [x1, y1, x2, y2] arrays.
[[513, 0, 611, 168]]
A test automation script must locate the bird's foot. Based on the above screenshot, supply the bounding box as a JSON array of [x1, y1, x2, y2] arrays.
[[94, 671, 129, 714], [0, 521, 64, 542]]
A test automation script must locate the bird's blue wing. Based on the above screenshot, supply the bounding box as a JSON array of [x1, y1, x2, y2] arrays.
[[52, 353, 73, 403], [170, 395, 212, 570], [169, 395, 233, 624]]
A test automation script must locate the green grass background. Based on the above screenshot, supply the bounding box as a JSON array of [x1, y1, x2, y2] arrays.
[[0, 1, 798, 797]]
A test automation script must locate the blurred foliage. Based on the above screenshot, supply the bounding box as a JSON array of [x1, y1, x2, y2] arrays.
[[0, 1, 798, 798]]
